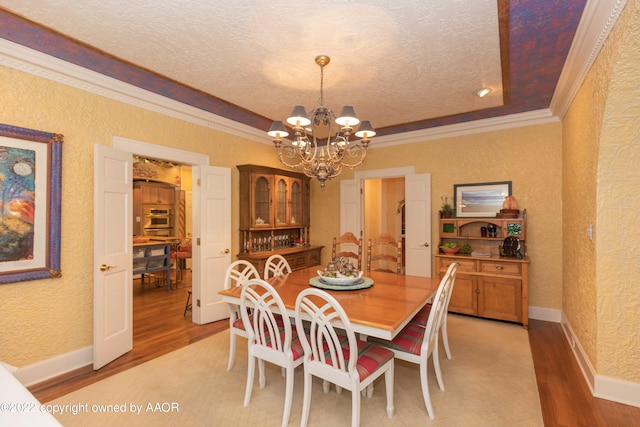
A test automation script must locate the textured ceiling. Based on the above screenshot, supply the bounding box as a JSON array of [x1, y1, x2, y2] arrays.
[[0, 0, 587, 138]]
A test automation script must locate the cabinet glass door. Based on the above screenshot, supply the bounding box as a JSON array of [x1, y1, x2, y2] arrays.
[[290, 179, 302, 225], [440, 220, 457, 237], [275, 177, 288, 226], [254, 175, 272, 226]]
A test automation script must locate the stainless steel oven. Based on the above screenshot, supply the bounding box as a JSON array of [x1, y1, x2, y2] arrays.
[[143, 207, 173, 235]]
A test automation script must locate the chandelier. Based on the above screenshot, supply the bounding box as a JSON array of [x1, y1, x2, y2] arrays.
[[267, 55, 375, 190]]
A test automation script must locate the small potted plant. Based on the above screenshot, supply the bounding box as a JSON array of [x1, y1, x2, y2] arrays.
[[440, 196, 454, 218]]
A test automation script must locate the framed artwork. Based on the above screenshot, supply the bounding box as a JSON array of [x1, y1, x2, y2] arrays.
[[0, 123, 63, 284], [454, 181, 511, 218]]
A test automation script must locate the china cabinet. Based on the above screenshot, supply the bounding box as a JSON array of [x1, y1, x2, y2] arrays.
[[237, 164, 322, 276], [434, 213, 529, 327]]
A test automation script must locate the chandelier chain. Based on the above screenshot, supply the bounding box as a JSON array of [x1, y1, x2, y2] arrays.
[[318, 62, 325, 107]]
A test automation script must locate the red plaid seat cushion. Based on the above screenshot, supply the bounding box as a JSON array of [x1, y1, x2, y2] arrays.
[[409, 303, 432, 327], [254, 315, 305, 361], [231, 317, 245, 330], [316, 335, 394, 381], [369, 322, 425, 355]]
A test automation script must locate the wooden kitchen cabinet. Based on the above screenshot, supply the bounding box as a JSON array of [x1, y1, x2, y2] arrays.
[[237, 164, 320, 274], [136, 181, 176, 205]]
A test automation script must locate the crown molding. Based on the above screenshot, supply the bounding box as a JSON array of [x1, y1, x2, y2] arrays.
[[0, 38, 266, 144], [372, 109, 559, 147], [550, 0, 627, 118]]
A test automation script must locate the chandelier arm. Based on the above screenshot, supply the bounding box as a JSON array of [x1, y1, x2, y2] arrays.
[[276, 146, 309, 170], [338, 144, 368, 169]]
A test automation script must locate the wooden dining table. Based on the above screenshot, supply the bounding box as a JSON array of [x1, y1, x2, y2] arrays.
[[217, 265, 439, 340]]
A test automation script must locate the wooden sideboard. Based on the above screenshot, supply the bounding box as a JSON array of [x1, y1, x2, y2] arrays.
[[237, 245, 323, 278], [435, 214, 530, 328], [435, 254, 529, 328]]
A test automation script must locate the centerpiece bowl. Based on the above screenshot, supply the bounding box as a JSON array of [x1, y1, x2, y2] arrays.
[[317, 270, 365, 285]]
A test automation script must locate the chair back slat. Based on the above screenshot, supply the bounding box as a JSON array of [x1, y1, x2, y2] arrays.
[[241, 279, 292, 354], [264, 254, 292, 280], [422, 265, 457, 355], [225, 260, 260, 290], [367, 232, 402, 274], [295, 289, 357, 376], [331, 232, 363, 270]]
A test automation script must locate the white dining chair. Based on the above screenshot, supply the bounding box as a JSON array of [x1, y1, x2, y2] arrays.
[[224, 260, 260, 370], [263, 254, 292, 280], [240, 279, 304, 427], [409, 262, 459, 359], [368, 265, 456, 419], [295, 288, 395, 427]]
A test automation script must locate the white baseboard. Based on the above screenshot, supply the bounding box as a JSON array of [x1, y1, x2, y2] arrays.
[[561, 313, 640, 409], [595, 374, 640, 408], [14, 346, 93, 387], [529, 306, 562, 322]]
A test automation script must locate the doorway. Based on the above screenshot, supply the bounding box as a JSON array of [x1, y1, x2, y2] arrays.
[[95, 141, 230, 368], [132, 156, 194, 343], [349, 167, 432, 277], [363, 177, 405, 246], [112, 136, 209, 326], [363, 177, 405, 271]]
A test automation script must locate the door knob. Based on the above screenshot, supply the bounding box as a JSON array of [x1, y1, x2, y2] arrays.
[[100, 264, 117, 271], [222, 248, 230, 254], [421, 243, 430, 247]]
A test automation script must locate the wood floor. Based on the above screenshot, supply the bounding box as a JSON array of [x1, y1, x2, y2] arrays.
[[28, 272, 640, 426]]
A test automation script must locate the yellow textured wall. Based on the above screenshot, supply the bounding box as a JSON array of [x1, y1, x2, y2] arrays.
[[596, 0, 640, 382], [562, 0, 640, 383], [311, 124, 564, 311], [0, 64, 277, 366], [561, 37, 608, 367]]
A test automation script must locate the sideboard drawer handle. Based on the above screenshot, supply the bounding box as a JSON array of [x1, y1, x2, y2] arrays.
[[495, 265, 504, 270]]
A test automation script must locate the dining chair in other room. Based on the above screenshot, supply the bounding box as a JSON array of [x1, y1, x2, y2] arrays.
[[240, 279, 304, 427], [263, 254, 292, 280], [409, 262, 459, 360], [225, 260, 260, 370], [295, 288, 395, 427], [367, 266, 456, 419], [332, 232, 363, 270], [183, 288, 192, 317], [366, 232, 402, 274], [170, 237, 192, 284]]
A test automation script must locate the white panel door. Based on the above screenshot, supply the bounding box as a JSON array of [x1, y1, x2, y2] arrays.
[[405, 173, 432, 277], [192, 165, 231, 324], [93, 145, 133, 369], [340, 179, 362, 236]]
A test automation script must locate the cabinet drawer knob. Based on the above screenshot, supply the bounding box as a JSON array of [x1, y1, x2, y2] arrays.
[[495, 265, 504, 270]]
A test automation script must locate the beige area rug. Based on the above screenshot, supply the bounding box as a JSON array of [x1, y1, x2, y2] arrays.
[[50, 315, 543, 426]]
